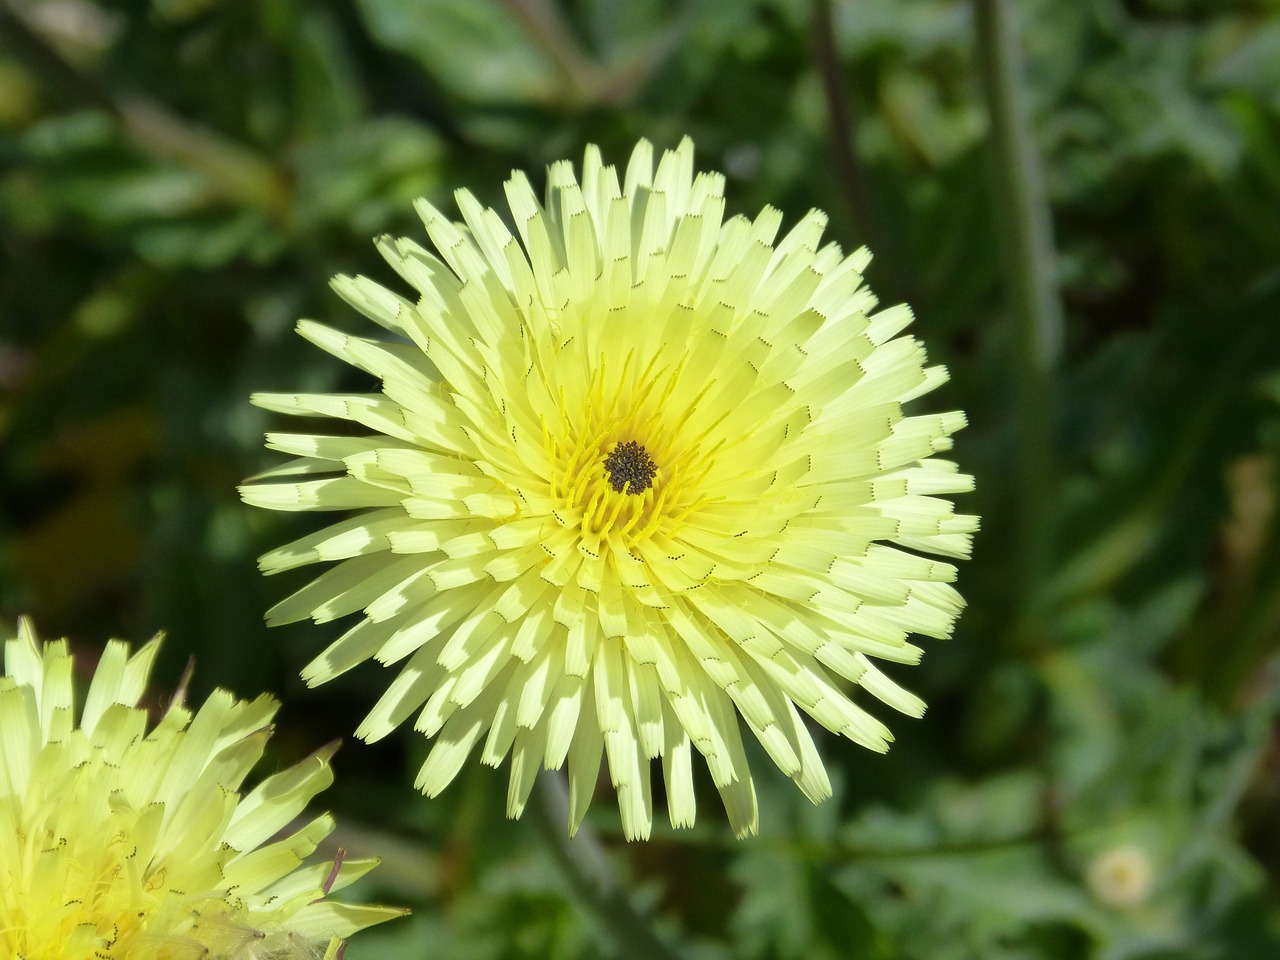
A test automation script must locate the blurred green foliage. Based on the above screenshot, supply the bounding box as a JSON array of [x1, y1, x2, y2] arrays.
[[2, 0, 1280, 958]]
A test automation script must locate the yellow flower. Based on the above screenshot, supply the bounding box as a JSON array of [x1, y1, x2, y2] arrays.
[[242, 138, 977, 839], [0, 619, 406, 959], [1086, 844, 1155, 909]]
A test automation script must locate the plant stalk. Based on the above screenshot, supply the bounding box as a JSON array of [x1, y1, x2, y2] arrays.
[[529, 773, 685, 960], [811, 0, 879, 253], [973, 0, 1063, 628], [0, 2, 286, 220]]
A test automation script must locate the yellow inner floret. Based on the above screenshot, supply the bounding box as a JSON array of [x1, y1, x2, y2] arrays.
[[544, 349, 716, 554], [0, 754, 237, 959]]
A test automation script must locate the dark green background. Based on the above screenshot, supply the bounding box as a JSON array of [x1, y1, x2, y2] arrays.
[[2, 0, 1279, 957]]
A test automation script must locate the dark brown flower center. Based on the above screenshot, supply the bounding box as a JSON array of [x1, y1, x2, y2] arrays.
[[602, 441, 657, 494]]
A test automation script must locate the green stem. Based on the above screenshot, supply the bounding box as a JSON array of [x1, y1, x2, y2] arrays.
[[973, 0, 1064, 632], [529, 773, 685, 960], [497, 0, 600, 106], [0, 3, 114, 111], [0, 2, 287, 220], [810, 0, 879, 253]]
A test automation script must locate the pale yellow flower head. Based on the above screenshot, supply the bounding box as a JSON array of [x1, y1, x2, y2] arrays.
[[242, 138, 977, 839], [1086, 844, 1155, 909], [0, 619, 406, 959]]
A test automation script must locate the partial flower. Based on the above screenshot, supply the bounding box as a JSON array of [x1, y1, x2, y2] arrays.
[[0, 618, 406, 959], [242, 138, 977, 839]]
